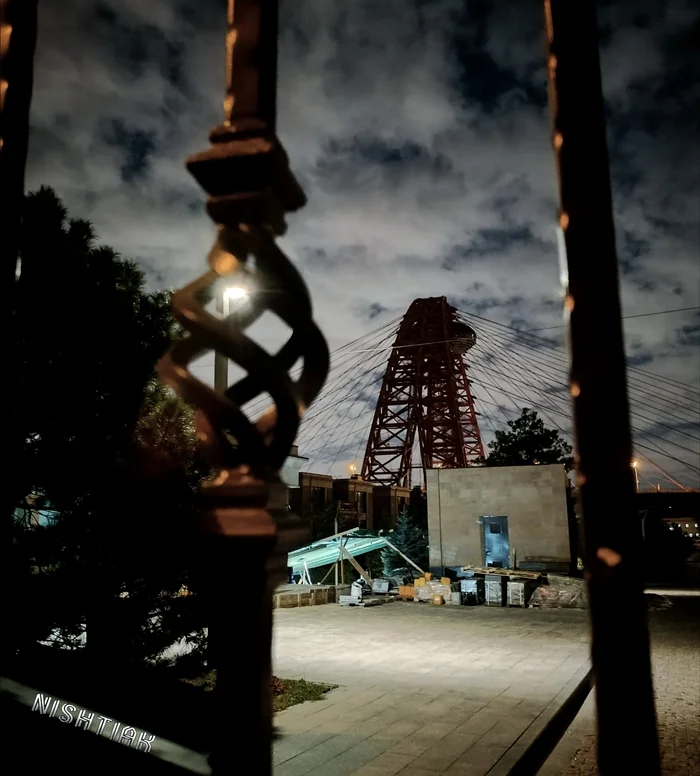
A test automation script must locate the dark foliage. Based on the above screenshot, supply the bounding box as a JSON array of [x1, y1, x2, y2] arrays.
[[407, 485, 427, 530], [642, 517, 695, 581], [11, 187, 208, 666], [478, 408, 573, 469], [305, 501, 340, 542], [381, 506, 428, 575]]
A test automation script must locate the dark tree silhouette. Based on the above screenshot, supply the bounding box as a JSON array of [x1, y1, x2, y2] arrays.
[[11, 187, 208, 667], [407, 485, 427, 531], [480, 408, 574, 470], [304, 501, 340, 542], [382, 507, 428, 575], [642, 518, 695, 582]]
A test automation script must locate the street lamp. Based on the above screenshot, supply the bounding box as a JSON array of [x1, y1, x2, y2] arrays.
[[224, 285, 247, 303], [215, 285, 248, 392], [632, 460, 640, 492]]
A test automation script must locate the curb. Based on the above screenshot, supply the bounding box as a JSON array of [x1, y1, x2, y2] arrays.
[[486, 662, 594, 776]]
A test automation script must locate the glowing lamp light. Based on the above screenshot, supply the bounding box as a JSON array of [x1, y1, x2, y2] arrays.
[[224, 286, 247, 302], [631, 460, 639, 469], [349, 463, 357, 475]]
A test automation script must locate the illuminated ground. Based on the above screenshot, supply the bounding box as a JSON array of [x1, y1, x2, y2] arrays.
[[272, 601, 591, 775]]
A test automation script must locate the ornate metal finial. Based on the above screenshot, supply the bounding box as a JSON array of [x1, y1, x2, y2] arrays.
[[156, 0, 329, 581], [156, 2, 329, 772]]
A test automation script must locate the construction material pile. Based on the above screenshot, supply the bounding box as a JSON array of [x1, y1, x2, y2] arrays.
[[528, 574, 588, 609], [392, 568, 596, 610], [398, 573, 460, 605]]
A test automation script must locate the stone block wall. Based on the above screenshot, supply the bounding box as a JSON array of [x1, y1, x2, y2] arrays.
[[426, 464, 571, 573]]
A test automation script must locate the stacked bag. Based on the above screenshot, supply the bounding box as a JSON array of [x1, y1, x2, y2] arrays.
[[413, 573, 459, 605]]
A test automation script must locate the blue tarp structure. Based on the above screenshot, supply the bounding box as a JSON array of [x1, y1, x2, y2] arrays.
[[287, 528, 390, 574], [13, 499, 58, 527]]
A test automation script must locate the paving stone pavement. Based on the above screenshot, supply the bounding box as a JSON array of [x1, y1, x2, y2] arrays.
[[556, 588, 700, 776], [272, 601, 591, 775]]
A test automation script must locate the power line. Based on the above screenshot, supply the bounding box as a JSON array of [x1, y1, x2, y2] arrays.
[[336, 317, 700, 404], [527, 305, 700, 332], [456, 308, 700, 395], [468, 311, 700, 402], [457, 312, 700, 413], [327, 315, 404, 354], [463, 325, 699, 477], [471, 394, 692, 490], [297, 360, 387, 449], [468, 329, 700, 466], [293, 330, 399, 433], [242, 321, 400, 418], [304, 356, 389, 472], [471, 325, 700, 445]]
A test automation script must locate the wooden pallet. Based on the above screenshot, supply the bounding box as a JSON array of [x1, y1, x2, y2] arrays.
[[460, 565, 541, 580]]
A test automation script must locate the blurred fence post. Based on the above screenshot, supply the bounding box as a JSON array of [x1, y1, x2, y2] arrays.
[[157, 2, 329, 773], [543, 2, 661, 773]]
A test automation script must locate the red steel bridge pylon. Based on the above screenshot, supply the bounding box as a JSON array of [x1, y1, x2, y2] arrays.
[[361, 297, 485, 487]]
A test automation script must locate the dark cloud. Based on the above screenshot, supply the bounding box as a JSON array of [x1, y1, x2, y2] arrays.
[[442, 226, 537, 269], [100, 119, 157, 182], [366, 303, 388, 320], [677, 319, 700, 349]]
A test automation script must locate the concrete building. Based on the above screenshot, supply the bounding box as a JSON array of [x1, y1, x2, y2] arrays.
[[426, 464, 573, 575]]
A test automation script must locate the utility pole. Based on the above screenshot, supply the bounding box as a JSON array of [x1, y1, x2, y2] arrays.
[[543, 2, 661, 774]]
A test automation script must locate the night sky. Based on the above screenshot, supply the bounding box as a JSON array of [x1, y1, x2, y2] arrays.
[[25, 0, 700, 486]]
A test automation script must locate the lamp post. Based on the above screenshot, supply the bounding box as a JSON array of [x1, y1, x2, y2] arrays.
[[632, 460, 640, 493], [214, 285, 248, 392]]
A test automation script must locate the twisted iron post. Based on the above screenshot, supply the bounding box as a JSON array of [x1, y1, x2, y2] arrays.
[[157, 2, 329, 772], [544, 2, 660, 774]]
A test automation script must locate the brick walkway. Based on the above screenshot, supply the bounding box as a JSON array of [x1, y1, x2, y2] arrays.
[[551, 588, 700, 776], [272, 602, 590, 776]]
